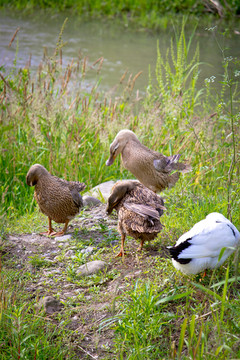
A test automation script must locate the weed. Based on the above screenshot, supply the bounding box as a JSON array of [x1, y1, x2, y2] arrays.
[[0, 16, 239, 360], [29, 254, 52, 268]]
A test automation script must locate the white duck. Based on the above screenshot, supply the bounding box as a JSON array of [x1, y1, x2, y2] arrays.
[[168, 212, 240, 275]]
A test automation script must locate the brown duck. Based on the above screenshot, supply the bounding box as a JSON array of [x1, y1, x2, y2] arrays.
[[106, 180, 166, 257], [106, 129, 191, 193], [26, 164, 86, 236]]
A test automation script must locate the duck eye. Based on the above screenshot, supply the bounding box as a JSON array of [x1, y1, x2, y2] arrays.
[[113, 144, 119, 154]]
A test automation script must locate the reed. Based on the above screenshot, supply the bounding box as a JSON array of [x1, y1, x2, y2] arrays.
[[0, 0, 238, 27], [0, 29, 143, 222], [98, 23, 239, 359], [0, 19, 239, 360]]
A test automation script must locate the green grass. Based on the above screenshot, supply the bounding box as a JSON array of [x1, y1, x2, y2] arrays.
[[0, 265, 75, 359], [0, 19, 240, 359], [100, 261, 240, 359], [0, 0, 239, 29]]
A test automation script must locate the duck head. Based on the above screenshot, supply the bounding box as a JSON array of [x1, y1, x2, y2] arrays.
[[26, 164, 49, 186], [106, 129, 138, 166], [106, 180, 138, 213]]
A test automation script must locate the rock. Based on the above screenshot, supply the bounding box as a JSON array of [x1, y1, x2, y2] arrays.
[[55, 235, 72, 242], [57, 242, 69, 248], [62, 284, 75, 289], [81, 246, 95, 254], [65, 249, 75, 257], [83, 195, 102, 207], [85, 181, 116, 202], [38, 295, 63, 314], [67, 316, 81, 330], [63, 292, 76, 298], [76, 260, 107, 276]]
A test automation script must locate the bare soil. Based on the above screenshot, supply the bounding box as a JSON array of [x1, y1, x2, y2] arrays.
[[2, 203, 170, 359]]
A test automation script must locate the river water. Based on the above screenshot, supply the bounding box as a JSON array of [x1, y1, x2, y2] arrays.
[[0, 10, 240, 97]]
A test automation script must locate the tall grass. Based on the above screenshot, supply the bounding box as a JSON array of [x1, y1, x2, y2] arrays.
[[0, 22, 141, 222], [0, 18, 240, 359], [0, 19, 239, 228], [98, 22, 239, 359], [100, 262, 240, 359], [0, 0, 238, 27]]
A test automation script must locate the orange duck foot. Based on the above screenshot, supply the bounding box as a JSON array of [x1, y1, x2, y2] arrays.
[[115, 250, 125, 257], [50, 230, 66, 237], [137, 241, 144, 252], [40, 229, 56, 236], [199, 270, 207, 282]]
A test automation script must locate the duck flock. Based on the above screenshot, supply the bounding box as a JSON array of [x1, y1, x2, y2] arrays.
[[26, 129, 240, 276]]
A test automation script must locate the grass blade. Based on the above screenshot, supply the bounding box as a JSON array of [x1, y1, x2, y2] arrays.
[[178, 318, 187, 359], [220, 266, 229, 322], [155, 291, 191, 306]]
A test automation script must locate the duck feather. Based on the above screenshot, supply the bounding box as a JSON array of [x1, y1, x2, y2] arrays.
[[106, 180, 165, 256], [168, 212, 240, 275], [106, 129, 191, 192]]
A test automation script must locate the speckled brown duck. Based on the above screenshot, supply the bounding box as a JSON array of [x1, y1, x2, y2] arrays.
[[106, 180, 166, 257], [106, 129, 191, 193], [26, 164, 86, 236]]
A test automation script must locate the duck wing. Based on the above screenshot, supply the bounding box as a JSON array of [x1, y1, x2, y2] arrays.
[[53, 176, 86, 192], [132, 183, 166, 211], [53, 176, 85, 207], [173, 221, 239, 260], [67, 181, 86, 193], [70, 187, 84, 208], [124, 202, 160, 221], [154, 154, 191, 174], [68, 182, 85, 207], [123, 203, 163, 233]]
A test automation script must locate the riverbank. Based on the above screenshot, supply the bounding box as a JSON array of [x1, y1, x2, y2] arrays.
[[1, 18, 240, 359], [0, 0, 239, 31], [2, 183, 240, 359]]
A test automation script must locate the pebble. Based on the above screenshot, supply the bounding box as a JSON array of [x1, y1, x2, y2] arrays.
[[65, 249, 75, 257], [55, 234, 72, 242], [83, 195, 102, 207], [81, 246, 94, 254], [38, 295, 63, 314], [76, 260, 108, 276]]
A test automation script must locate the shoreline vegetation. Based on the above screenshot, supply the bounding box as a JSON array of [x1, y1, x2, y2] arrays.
[[0, 10, 240, 360], [0, 0, 240, 31]]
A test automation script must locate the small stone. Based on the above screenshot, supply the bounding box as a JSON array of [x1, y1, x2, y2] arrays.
[[38, 295, 63, 314], [83, 195, 102, 207], [57, 242, 69, 248], [76, 260, 107, 276], [63, 292, 75, 298], [62, 284, 75, 289], [65, 250, 75, 257], [55, 234, 72, 242], [81, 246, 94, 254]]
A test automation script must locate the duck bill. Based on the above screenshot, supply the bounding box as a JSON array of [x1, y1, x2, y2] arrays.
[[159, 205, 167, 211], [106, 155, 115, 166]]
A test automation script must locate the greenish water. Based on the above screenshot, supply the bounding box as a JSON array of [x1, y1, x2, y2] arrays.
[[0, 10, 239, 95]]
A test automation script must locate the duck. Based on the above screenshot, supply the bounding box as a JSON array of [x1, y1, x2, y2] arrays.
[[26, 164, 86, 236], [106, 180, 166, 257], [106, 129, 191, 193], [168, 212, 240, 275]]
